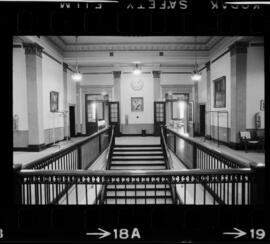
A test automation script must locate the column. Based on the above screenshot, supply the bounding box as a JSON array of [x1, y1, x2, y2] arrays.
[[113, 71, 121, 101], [63, 63, 69, 139], [153, 71, 161, 101], [75, 83, 82, 135], [193, 81, 199, 135], [230, 42, 248, 145], [205, 62, 211, 138], [23, 43, 45, 151]]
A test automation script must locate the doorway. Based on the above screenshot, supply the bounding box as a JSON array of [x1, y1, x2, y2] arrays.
[[69, 106, 75, 137], [154, 102, 166, 136], [199, 104, 206, 136], [108, 102, 120, 136]]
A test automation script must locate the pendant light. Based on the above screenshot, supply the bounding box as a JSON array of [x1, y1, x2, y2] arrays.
[[191, 36, 202, 81], [133, 63, 142, 75], [72, 36, 82, 82]]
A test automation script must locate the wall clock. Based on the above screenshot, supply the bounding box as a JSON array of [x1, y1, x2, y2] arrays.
[[131, 79, 144, 91]]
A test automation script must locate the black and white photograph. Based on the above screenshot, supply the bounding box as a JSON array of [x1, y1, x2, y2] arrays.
[[12, 36, 265, 206], [1, 0, 269, 243]]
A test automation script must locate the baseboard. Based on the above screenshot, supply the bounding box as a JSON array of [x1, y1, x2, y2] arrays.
[[204, 135, 242, 150], [14, 143, 47, 152]]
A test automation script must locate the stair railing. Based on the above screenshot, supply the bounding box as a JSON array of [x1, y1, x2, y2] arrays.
[[15, 167, 262, 205], [106, 125, 115, 170], [160, 125, 179, 204], [98, 126, 115, 204]]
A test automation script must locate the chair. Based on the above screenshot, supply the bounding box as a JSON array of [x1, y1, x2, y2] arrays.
[[239, 131, 262, 152]]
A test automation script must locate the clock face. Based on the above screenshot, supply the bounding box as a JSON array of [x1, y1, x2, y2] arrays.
[[131, 79, 144, 91]]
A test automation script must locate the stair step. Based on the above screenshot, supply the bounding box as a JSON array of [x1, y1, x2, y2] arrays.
[[111, 160, 165, 165], [113, 153, 163, 157], [106, 190, 172, 197], [111, 163, 165, 167], [114, 149, 162, 152], [106, 195, 172, 199], [111, 158, 164, 161], [115, 144, 161, 147], [110, 165, 166, 170], [105, 198, 173, 204], [106, 184, 171, 190]]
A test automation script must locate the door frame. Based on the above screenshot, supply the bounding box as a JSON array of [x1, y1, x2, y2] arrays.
[[154, 101, 166, 136], [199, 103, 206, 137], [85, 94, 106, 135], [68, 104, 76, 138], [108, 101, 120, 136]]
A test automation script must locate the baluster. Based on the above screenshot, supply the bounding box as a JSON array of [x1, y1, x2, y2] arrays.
[[75, 180, 79, 205], [184, 183, 186, 204], [95, 182, 98, 205], [78, 146, 82, 169], [125, 182, 127, 205], [135, 180, 137, 205], [85, 182, 88, 205], [194, 183, 196, 205], [203, 184, 206, 205], [231, 182, 235, 205], [115, 180, 117, 205], [154, 179, 157, 205]]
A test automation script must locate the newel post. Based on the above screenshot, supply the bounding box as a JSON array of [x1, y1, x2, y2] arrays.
[[13, 164, 22, 204], [78, 146, 82, 169], [250, 162, 265, 205]]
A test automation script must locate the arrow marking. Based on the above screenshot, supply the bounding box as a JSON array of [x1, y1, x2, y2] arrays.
[[223, 227, 247, 239], [86, 228, 111, 239]]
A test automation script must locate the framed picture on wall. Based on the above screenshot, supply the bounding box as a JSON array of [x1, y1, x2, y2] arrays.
[[50, 91, 59, 112], [131, 97, 144, 112], [260, 99, 264, 111], [214, 76, 226, 108]]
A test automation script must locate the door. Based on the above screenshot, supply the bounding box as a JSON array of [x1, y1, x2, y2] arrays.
[[69, 106, 75, 137], [85, 100, 98, 135], [199, 104, 206, 136], [108, 102, 120, 136], [154, 102, 166, 136]]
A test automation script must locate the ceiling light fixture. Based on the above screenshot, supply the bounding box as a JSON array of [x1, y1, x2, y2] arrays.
[[191, 36, 202, 82], [72, 36, 82, 82], [133, 63, 142, 75]]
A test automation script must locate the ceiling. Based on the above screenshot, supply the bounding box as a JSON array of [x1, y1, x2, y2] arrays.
[[47, 36, 224, 52], [39, 36, 263, 70]]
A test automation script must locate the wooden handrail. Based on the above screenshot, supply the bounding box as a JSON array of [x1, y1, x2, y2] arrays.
[[160, 126, 174, 170], [106, 125, 115, 170], [18, 168, 253, 177], [23, 127, 110, 169], [166, 127, 253, 168]]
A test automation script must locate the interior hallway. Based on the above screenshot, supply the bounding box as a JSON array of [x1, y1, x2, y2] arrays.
[[13, 134, 264, 168]]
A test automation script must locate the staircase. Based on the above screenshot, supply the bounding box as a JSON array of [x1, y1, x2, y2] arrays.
[[104, 142, 174, 204]]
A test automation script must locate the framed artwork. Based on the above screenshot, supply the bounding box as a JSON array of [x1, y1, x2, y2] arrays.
[[188, 101, 193, 122], [50, 91, 59, 112], [260, 99, 264, 111], [131, 97, 144, 112], [214, 76, 226, 108]]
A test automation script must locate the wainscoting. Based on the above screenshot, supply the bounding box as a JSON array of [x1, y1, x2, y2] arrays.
[[208, 125, 230, 143], [13, 130, 28, 148], [44, 127, 65, 144]]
